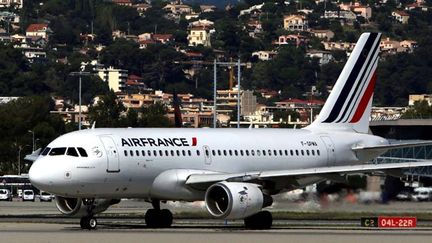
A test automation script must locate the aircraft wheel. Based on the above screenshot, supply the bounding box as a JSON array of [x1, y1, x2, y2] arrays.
[[244, 210, 272, 229], [80, 216, 97, 230], [145, 209, 173, 228]]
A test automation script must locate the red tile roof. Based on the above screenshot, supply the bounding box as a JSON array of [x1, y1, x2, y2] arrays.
[[26, 23, 48, 33]]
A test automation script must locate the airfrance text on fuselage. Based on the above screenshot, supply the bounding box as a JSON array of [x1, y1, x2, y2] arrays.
[[121, 137, 197, 147]]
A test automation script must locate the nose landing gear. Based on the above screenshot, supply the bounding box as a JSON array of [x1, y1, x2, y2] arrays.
[[80, 198, 98, 230], [80, 216, 97, 230]]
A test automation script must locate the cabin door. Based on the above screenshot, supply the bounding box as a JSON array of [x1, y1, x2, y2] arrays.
[[320, 136, 336, 166], [100, 135, 120, 173]]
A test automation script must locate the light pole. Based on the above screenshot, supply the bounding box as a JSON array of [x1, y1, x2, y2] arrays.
[[70, 70, 92, 130], [18, 145, 30, 175], [28, 130, 34, 152]]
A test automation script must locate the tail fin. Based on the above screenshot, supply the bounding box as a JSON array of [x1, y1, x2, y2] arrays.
[[308, 32, 381, 133]]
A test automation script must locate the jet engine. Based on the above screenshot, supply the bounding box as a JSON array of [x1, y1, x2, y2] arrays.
[[204, 182, 272, 219], [55, 196, 120, 216]]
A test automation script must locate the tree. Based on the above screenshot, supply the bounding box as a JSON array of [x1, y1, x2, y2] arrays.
[[0, 97, 65, 174], [402, 100, 432, 119], [88, 90, 126, 127], [138, 102, 171, 127]]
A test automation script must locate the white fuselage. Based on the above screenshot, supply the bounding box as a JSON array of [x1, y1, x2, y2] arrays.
[[29, 128, 387, 199]]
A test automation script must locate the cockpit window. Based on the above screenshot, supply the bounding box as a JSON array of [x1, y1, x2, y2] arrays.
[[77, 147, 88, 157], [41, 147, 51, 156], [49, 147, 66, 156], [66, 147, 79, 157]]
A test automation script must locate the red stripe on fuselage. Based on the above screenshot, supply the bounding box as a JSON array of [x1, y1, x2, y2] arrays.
[[192, 137, 197, 146], [350, 72, 377, 123]]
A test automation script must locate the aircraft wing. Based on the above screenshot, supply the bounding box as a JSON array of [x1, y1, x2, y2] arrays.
[[352, 140, 432, 151], [185, 160, 432, 185], [24, 148, 41, 162]]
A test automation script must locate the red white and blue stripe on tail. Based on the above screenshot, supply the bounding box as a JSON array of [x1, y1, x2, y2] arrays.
[[308, 33, 382, 133]]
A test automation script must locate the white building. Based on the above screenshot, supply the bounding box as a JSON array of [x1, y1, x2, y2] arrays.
[[97, 67, 128, 93], [252, 51, 277, 61], [283, 14, 308, 31], [188, 26, 212, 47], [0, 0, 23, 8]]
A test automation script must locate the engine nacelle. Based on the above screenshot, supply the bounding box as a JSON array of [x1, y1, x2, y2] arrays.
[[205, 182, 272, 219], [55, 196, 120, 217]]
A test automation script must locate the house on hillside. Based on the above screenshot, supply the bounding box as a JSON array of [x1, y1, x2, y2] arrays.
[[26, 23, 52, 40], [283, 14, 308, 31], [392, 11, 410, 24]]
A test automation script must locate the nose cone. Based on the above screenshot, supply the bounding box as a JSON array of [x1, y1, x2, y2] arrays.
[[29, 159, 52, 191]]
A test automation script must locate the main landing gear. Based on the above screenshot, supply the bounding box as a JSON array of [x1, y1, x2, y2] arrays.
[[145, 200, 173, 228], [80, 199, 98, 230], [244, 210, 273, 229]]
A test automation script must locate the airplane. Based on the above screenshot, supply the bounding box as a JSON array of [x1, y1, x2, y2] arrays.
[[29, 32, 432, 230]]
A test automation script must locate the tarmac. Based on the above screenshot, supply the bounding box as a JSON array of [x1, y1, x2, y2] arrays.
[[1, 199, 432, 243]]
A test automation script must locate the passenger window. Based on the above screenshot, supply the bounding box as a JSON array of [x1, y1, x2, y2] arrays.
[[251, 150, 255, 156], [229, 150, 232, 156], [234, 150, 238, 156], [165, 150, 169, 156], [290, 150, 294, 156], [262, 150, 266, 156], [153, 150, 157, 156], [148, 150, 151, 156], [197, 150, 201, 156], [182, 150, 186, 156], [130, 150, 134, 156], [205, 150, 209, 156], [223, 150, 227, 156], [142, 150, 145, 156], [268, 150, 272, 156], [136, 150, 139, 156], [171, 150, 174, 156], [246, 150, 249, 156], [301, 150, 304, 156], [240, 150, 244, 156], [312, 150, 315, 156], [176, 150, 180, 156], [212, 150, 216, 156], [217, 150, 221, 156], [41, 147, 51, 156], [306, 150, 310, 156], [274, 150, 277, 156], [284, 150, 288, 156], [159, 150, 163, 156], [279, 150, 283, 156], [124, 150, 128, 156], [188, 150, 191, 156], [317, 150, 320, 156], [77, 148, 88, 157], [295, 150, 299, 156], [257, 150, 261, 156], [66, 147, 79, 157]]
